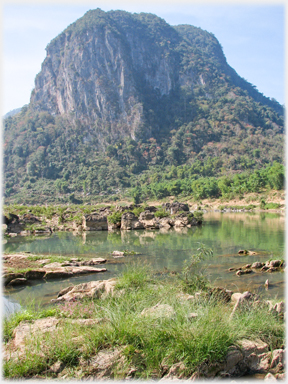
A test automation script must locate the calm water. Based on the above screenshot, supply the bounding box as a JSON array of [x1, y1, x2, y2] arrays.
[[3, 212, 285, 308]]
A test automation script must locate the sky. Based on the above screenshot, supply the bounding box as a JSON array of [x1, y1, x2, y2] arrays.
[[2, 1, 285, 115]]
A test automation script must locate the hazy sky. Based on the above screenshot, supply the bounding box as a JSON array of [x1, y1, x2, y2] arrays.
[[2, 1, 285, 115]]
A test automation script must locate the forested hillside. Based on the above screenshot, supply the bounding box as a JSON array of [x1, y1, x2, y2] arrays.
[[3, 9, 284, 205]]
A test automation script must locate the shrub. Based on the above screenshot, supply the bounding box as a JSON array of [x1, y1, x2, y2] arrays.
[[154, 208, 169, 218], [107, 211, 123, 224]]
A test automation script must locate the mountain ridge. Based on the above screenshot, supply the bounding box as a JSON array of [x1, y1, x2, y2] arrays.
[[3, 9, 284, 204]]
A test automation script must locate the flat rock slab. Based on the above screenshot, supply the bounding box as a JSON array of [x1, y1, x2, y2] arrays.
[[237, 339, 269, 357], [44, 267, 107, 279]]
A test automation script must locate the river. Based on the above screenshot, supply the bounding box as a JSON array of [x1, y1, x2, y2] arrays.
[[3, 212, 285, 309]]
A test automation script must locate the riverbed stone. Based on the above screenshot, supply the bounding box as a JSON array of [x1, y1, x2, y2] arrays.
[[237, 339, 269, 357], [251, 262, 264, 269], [86, 347, 126, 379], [44, 269, 74, 279], [52, 278, 117, 302], [11, 317, 60, 355], [112, 251, 124, 256], [71, 266, 107, 275], [3, 272, 25, 286], [223, 346, 243, 374], [7, 278, 29, 286], [264, 373, 277, 380], [268, 260, 283, 268], [25, 269, 46, 280], [273, 301, 285, 314], [236, 269, 252, 276], [230, 291, 259, 318], [270, 349, 285, 369]]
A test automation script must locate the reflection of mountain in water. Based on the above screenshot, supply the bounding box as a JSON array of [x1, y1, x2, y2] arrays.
[[3, 296, 22, 319]]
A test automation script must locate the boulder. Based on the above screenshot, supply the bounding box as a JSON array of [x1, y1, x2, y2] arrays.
[[70, 266, 107, 275], [162, 202, 189, 215], [264, 373, 277, 380], [223, 346, 243, 374], [7, 278, 29, 286], [44, 269, 74, 279], [25, 269, 46, 280], [159, 217, 174, 228], [120, 212, 144, 230], [251, 262, 264, 269], [273, 301, 285, 314], [3, 272, 25, 286], [21, 213, 41, 224], [51, 278, 117, 302], [238, 250, 248, 255], [268, 260, 283, 268], [5, 213, 19, 224], [11, 317, 60, 355], [85, 347, 125, 379], [112, 251, 124, 257], [139, 210, 155, 220], [270, 349, 285, 369], [230, 291, 259, 318], [140, 218, 159, 229], [83, 214, 108, 231], [236, 269, 252, 276], [237, 339, 269, 357]]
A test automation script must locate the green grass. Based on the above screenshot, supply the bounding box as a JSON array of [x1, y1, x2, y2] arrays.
[[3, 264, 285, 379]]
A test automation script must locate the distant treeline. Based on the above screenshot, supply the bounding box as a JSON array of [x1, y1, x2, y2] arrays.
[[130, 162, 284, 203]]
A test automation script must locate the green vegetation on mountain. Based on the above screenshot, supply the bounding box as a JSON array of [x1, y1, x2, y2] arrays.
[[3, 9, 284, 205]]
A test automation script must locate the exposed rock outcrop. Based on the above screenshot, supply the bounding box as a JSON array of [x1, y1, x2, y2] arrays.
[[120, 212, 144, 230], [83, 213, 108, 231], [51, 278, 117, 302]]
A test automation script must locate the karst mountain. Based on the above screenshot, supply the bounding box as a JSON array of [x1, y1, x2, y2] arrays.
[[3, 9, 284, 204]]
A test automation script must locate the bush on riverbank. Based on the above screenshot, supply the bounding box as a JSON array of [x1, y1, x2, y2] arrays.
[[3, 264, 284, 379]]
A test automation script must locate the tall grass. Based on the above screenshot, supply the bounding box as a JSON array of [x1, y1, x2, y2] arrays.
[[3, 264, 285, 379]]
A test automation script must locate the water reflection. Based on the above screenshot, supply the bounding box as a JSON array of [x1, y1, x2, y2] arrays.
[[4, 212, 285, 306]]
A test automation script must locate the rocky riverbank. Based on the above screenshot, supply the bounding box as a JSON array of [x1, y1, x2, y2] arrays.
[[3, 202, 202, 237], [2, 253, 108, 287], [3, 269, 285, 380]]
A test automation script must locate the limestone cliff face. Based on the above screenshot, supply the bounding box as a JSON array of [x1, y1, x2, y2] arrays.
[[30, 9, 282, 146], [30, 10, 182, 142]]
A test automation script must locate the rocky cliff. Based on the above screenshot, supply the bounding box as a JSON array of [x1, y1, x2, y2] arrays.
[[30, 10, 182, 143], [30, 9, 282, 145]]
